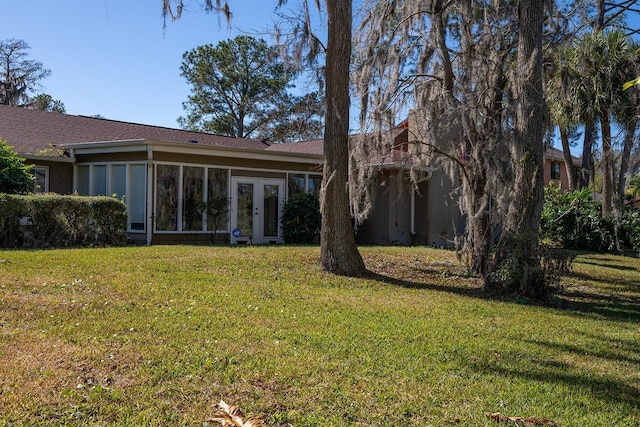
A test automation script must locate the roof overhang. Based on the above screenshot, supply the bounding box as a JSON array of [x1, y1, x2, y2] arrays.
[[65, 139, 323, 165], [20, 153, 76, 163]]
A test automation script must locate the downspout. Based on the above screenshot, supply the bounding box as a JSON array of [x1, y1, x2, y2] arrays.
[[146, 145, 153, 246]]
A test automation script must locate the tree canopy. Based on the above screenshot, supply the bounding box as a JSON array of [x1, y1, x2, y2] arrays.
[[0, 39, 51, 106], [179, 35, 323, 142], [29, 93, 66, 113]]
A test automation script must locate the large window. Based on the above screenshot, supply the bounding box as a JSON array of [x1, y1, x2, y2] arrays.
[[182, 166, 204, 231], [156, 164, 179, 231], [155, 164, 229, 233], [207, 167, 229, 232], [75, 163, 147, 232]]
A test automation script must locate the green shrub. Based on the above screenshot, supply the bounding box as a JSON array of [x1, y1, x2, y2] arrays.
[[0, 194, 128, 248], [281, 192, 321, 244], [541, 184, 639, 254], [0, 139, 34, 194]]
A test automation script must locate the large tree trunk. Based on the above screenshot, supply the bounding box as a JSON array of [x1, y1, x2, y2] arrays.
[[601, 109, 614, 216], [579, 124, 596, 189], [493, 0, 545, 298], [319, 0, 366, 276], [559, 126, 576, 191]]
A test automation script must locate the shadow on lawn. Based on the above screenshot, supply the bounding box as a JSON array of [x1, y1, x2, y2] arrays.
[[468, 351, 640, 412], [367, 267, 640, 323], [365, 270, 484, 299], [557, 270, 640, 322]]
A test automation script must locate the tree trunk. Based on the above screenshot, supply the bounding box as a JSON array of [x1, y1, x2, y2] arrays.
[[559, 126, 576, 191], [319, 0, 366, 276], [601, 109, 614, 216], [617, 119, 637, 201], [493, 0, 545, 298], [579, 124, 596, 189]]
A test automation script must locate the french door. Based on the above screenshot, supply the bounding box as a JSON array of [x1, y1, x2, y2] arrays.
[[230, 177, 284, 244]]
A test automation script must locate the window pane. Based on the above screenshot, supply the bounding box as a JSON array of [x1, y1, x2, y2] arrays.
[[156, 164, 179, 231], [207, 168, 229, 231], [92, 165, 107, 196], [33, 167, 48, 193], [110, 165, 126, 199], [288, 173, 305, 196], [76, 165, 89, 195], [129, 165, 146, 231], [182, 166, 204, 231], [237, 183, 254, 238], [308, 175, 322, 195], [263, 184, 279, 237], [551, 162, 561, 180]]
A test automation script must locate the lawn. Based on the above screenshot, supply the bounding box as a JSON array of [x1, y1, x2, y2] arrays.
[[0, 246, 638, 426]]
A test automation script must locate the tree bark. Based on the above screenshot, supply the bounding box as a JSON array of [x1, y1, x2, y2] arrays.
[[319, 0, 366, 276], [601, 109, 614, 216], [579, 124, 596, 189], [559, 126, 576, 191], [493, 0, 545, 298], [617, 119, 637, 201]]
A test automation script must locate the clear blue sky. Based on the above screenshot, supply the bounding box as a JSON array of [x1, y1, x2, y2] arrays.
[[4, 0, 283, 128]]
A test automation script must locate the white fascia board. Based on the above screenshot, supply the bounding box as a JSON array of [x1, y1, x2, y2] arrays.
[[21, 153, 76, 163], [66, 140, 148, 155]]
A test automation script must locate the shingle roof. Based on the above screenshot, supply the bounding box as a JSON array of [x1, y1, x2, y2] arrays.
[[545, 146, 581, 165], [0, 105, 270, 156], [266, 139, 324, 155]]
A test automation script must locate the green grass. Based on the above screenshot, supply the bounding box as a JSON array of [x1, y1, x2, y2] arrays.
[[0, 246, 638, 426]]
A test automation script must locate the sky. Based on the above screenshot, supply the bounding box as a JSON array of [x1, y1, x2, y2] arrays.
[[4, 0, 286, 128]]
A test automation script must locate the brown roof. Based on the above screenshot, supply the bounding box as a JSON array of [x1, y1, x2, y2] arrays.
[[0, 105, 269, 156], [266, 139, 324, 155], [545, 146, 581, 165]]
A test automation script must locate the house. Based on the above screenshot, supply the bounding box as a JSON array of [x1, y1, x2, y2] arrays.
[[544, 146, 581, 190], [1, 105, 461, 246]]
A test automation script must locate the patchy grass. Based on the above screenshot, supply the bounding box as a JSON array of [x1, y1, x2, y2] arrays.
[[0, 246, 638, 426]]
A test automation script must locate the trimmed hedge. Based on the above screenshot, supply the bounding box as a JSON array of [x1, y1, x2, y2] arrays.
[[0, 194, 128, 248]]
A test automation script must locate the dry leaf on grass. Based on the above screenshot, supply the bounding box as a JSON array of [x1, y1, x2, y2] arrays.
[[205, 400, 269, 427], [486, 412, 558, 426]]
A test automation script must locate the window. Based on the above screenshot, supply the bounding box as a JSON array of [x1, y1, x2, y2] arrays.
[[287, 173, 322, 197], [76, 165, 90, 195], [207, 168, 229, 232], [92, 165, 107, 196], [156, 164, 179, 231], [551, 161, 561, 180], [129, 165, 146, 231], [182, 166, 204, 231], [288, 173, 306, 196], [75, 163, 147, 232], [32, 166, 49, 193], [155, 164, 230, 233], [308, 175, 322, 195]]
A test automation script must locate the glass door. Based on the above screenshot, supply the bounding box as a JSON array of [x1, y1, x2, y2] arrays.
[[231, 178, 284, 244]]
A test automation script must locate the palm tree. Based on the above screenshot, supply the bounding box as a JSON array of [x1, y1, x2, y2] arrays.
[[564, 30, 639, 216]]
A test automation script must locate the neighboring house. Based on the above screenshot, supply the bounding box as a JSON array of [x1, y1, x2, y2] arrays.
[[1, 105, 461, 246], [544, 146, 580, 190]]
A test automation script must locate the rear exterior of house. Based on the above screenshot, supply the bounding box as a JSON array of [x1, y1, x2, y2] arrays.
[[1, 106, 323, 245], [2, 105, 581, 247]]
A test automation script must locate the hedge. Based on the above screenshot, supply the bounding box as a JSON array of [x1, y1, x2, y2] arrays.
[[0, 193, 128, 248]]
